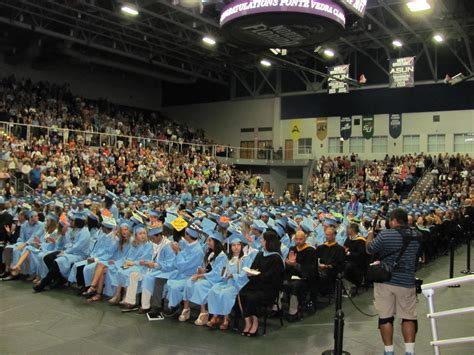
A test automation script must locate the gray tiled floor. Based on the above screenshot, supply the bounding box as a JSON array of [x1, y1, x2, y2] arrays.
[[1, 245, 473, 355]]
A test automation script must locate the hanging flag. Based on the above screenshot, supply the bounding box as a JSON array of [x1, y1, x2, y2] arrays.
[[316, 117, 328, 141], [362, 116, 374, 139], [389, 57, 415, 88], [290, 119, 301, 141], [340, 116, 352, 140], [389, 113, 402, 139], [328, 64, 350, 94]]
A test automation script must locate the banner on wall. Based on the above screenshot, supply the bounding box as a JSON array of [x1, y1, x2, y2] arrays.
[[362, 115, 374, 139], [389, 57, 415, 88], [316, 117, 328, 141], [290, 119, 302, 141], [340, 116, 352, 140], [389, 113, 402, 139], [328, 65, 350, 94]]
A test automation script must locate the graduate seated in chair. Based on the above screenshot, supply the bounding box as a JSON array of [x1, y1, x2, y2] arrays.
[[34, 212, 91, 292], [283, 230, 318, 321], [73, 217, 119, 301], [164, 225, 205, 315], [120, 225, 175, 314], [81, 220, 133, 301], [109, 225, 154, 305], [207, 236, 257, 330], [176, 230, 227, 326], [314, 217, 346, 296], [238, 230, 285, 337], [343, 223, 368, 296]]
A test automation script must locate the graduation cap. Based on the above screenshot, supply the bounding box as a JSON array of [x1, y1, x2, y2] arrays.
[[171, 216, 188, 232], [193, 208, 207, 219], [149, 225, 163, 237], [105, 190, 118, 201], [287, 218, 298, 231], [102, 217, 117, 229], [74, 212, 87, 221], [218, 215, 230, 229], [251, 219, 267, 233], [200, 217, 217, 234], [46, 213, 59, 223], [210, 231, 224, 243]]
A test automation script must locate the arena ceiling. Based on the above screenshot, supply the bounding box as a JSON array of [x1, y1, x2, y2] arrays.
[[0, 0, 473, 104]]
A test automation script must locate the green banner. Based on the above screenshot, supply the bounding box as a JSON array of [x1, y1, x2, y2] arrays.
[[362, 115, 374, 139]]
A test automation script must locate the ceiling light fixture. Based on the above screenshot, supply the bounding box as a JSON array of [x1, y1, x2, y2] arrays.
[[406, 0, 431, 13], [260, 59, 271, 67], [202, 36, 216, 46], [392, 39, 403, 47], [121, 5, 139, 16], [433, 34, 444, 43], [323, 48, 335, 58]]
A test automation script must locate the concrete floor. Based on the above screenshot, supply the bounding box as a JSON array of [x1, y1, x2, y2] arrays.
[[1, 246, 473, 355]]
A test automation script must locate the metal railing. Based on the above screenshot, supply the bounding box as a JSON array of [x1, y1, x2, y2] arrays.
[[0, 121, 301, 163], [421, 275, 474, 355]]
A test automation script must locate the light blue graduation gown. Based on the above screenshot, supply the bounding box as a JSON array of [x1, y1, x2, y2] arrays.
[[142, 242, 177, 294], [26, 229, 59, 276], [344, 201, 363, 218], [101, 242, 131, 296], [110, 204, 119, 220], [11, 221, 45, 268], [207, 251, 257, 315], [35, 232, 65, 278], [183, 251, 227, 305], [69, 231, 119, 283], [166, 240, 205, 308], [280, 234, 291, 248], [336, 226, 347, 246], [56, 227, 91, 278], [115, 241, 154, 287]]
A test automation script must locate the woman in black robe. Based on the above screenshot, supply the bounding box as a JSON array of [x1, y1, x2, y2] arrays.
[[238, 230, 284, 337]]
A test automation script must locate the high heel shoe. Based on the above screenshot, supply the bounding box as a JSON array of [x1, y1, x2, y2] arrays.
[[246, 329, 259, 337]]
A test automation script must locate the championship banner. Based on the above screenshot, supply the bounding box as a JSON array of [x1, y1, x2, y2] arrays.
[[328, 65, 350, 94], [389, 57, 415, 88], [290, 119, 301, 141], [316, 117, 328, 141], [340, 116, 352, 140], [389, 113, 402, 139], [362, 115, 374, 140]]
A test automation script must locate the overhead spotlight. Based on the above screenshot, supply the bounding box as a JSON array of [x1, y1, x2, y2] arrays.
[[406, 0, 431, 13], [270, 48, 280, 55], [447, 73, 466, 86], [392, 39, 403, 47], [323, 48, 335, 58], [314, 45, 322, 53], [260, 59, 272, 67], [121, 5, 139, 16], [202, 36, 216, 46], [433, 34, 444, 43], [359, 74, 367, 84], [443, 74, 451, 84]]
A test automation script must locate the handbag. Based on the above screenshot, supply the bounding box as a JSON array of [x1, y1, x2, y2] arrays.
[[365, 230, 412, 283]]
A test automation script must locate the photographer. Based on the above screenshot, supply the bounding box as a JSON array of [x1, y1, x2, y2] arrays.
[[366, 209, 421, 355]]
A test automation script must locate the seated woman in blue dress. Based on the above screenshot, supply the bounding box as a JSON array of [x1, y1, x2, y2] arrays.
[[238, 230, 285, 337], [108, 225, 153, 305], [75, 217, 119, 302], [10, 213, 57, 279], [82, 220, 133, 300], [207, 235, 257, 330], [178, 231, 227, 326], [33, 212, 91, 292]]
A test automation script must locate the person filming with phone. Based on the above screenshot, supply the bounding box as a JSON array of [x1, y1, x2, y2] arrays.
[[366, 208, 421, 355]]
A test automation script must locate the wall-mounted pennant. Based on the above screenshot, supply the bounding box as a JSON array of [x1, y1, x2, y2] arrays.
[[290, 119, 301, 141], [389, 113, 402, 139], [316, 117, 328, 141], [340, 116, 352, 140], [362, 115, 374, 139]]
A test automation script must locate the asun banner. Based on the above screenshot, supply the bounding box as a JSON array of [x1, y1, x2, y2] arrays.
[[389, 57, 415, 88], [362, 115, 374, 139], [328, 65, 350, 94], [316, 117, 328, 141], [389, 113, 402, 139], [340, 116, 352, 140]]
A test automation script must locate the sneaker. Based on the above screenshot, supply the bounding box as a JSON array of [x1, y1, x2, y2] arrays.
[[178, 308, 191, 322]]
